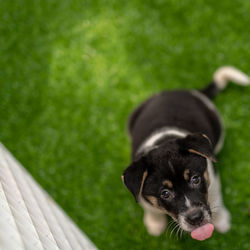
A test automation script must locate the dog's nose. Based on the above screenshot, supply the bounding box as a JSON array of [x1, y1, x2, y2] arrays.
[[187, 210, 204, 225]]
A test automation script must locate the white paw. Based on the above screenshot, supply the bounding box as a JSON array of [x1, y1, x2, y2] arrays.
[[144, 212, 167, 236], [213, 207, 231, 233]]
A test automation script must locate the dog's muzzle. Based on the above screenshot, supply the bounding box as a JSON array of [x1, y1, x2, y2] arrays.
[[178, 205, 211, 232], [186, 208, 204, 225]]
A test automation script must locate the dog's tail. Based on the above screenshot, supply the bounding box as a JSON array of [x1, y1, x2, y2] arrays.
[[201, 66, 250, 99]]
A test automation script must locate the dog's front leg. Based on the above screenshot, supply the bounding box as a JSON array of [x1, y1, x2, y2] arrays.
[[140, 198, 167, 236], [143, 209, 167, 236]]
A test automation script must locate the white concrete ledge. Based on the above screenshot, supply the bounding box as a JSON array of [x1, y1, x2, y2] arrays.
[[0, 143, 98, 250]]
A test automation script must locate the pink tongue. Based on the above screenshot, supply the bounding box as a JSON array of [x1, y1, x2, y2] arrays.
[[191, 223, 214, 241]]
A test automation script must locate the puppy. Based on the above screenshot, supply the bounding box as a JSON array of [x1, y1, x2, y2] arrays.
[[122, 66, 249, 240]]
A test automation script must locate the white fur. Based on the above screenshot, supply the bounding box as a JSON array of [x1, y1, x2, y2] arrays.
[[213, 66, 250, 90], [139, 197, 167, 236], [207, 159, 231, 233], [143, 210, 167, 236], [137, 127, 188, 155], [184, 196, 192, 208]]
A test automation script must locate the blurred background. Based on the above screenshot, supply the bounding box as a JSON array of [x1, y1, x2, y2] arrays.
[[0, 0, 249, 249]]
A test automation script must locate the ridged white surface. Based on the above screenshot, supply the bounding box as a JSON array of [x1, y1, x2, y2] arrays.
[[0, 143, 98, 250]]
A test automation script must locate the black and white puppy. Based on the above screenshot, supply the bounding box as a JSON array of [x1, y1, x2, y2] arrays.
[[122, 66, 249, 240]]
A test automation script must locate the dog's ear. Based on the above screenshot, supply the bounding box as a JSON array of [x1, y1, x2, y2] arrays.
[[178, 133, 217, 162], [122, 157, 148, 202]]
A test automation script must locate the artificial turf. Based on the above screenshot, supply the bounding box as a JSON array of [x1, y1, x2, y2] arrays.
[[0, 0, 250, 249]]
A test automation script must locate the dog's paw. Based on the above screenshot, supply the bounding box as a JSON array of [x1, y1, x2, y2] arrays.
[[213, 207, 231, 233], [143, 212, 166, 236]]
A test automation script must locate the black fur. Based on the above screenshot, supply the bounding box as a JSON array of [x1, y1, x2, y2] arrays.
[[123, 133, 212, 213], [141, 147, 209, 218], [128, 90, 222, 158], [201, 81, 221, 99], [122, 83, 222, 229], [123, 157, 148, 202]]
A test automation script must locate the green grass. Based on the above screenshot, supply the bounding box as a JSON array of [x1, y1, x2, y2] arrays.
[[0, 0, 250, 249]]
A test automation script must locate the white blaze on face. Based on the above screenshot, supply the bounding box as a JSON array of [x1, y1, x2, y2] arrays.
[[185, 196, 192, 208]]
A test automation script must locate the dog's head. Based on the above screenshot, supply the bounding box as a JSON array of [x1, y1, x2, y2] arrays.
[[122, 133, 216, 232]]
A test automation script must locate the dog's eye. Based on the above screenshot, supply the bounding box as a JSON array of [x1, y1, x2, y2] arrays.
[[161, 189, 173, 200], [191, 175, 201, 185]]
